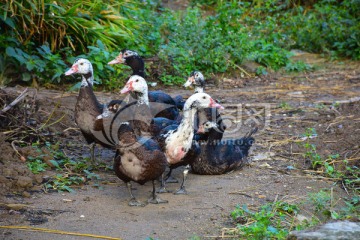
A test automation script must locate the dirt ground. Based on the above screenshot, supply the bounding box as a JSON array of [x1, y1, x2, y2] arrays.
[[0, 53, 359, 240]]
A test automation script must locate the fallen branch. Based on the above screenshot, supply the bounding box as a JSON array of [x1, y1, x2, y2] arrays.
[[0, 226, 121, 240], [11, 140, 26, 162], [0, 88, 29, 115]]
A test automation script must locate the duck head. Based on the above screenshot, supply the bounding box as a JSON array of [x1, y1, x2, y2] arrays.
[[197, 121, 218, 134], [108, 49, 139, 65], [184, 92, 224, 111], [65, 58, 94, 86], [184, 71, 205, 93], [120, 75, 148, 95]]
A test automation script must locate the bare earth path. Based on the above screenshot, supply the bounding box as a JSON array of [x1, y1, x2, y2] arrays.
[[0, 55, 359, 239]]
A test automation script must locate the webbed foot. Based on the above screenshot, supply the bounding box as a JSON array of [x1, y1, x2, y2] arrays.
[[174, 186, 187, 195], [148, 196, 168, 204], [157, 186, 170, 194], [128, 198, 146, 207]]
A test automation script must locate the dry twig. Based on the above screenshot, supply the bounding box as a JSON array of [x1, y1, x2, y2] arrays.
[[0, 88, 29, 115]]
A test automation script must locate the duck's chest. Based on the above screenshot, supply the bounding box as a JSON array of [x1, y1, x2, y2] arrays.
[[165, 130, 193, 164], [118, 151, 145, 181]]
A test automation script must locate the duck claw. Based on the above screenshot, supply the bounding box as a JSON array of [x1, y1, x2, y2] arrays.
[[157, 187, 170, 194], [174, 186, 187, 195], [147, 196, 168, 204], [128, 198, 146, 207]]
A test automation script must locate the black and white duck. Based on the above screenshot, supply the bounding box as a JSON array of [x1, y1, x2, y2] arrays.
[[191, 121, 257, 175], [96, 104, 168, 207], [64, 58, 121, 161], [109, 49, 185, 114], [156, 92, 224, 194], [184, 70, 226, 140]]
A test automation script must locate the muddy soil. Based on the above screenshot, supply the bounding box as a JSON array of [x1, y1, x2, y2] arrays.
[[0, 53, 359, 240]]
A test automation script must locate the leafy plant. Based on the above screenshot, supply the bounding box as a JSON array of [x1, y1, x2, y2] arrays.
[[301, 128, 359, 192], [44, 173, 85, 193], [1, 0, 359, 86], [27, 156, 48, 174], [279, 101, 292, 110], [285, 61, 313, 72], [0, 0, 136, 52], [229, 201, 301, 239], [228, 189, 359, 239], [26, 141, 100, 192]]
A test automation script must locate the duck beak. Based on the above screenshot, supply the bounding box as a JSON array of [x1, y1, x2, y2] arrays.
[[108, 54, 124, 65], [183, 76, 194, 88], [197, 124, 205, 134], [209, 98, 224, 109], [120, 84, 132, 94], [65, 65, 78, 75]]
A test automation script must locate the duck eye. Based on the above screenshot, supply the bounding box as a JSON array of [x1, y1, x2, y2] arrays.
[[135, 79, 139, 82], [80, 63, 83, 66], [202, 96, 206, 99]]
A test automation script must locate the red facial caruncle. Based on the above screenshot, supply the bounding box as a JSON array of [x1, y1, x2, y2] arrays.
[[65, 64, 79, 75], [209, 98, 224, 109], [120, 80, 134, 94]]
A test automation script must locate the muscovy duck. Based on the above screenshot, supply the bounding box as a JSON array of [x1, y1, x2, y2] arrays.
[[64, 58, 121, 161], [96, 106, 168, 206], [191, 121, 257, 175], [108, 49, 185, 113], [184, 70, 206, 94], [184, 70, 226, 140], [119, 75, 180, 124], [156, 92, 224, 194]]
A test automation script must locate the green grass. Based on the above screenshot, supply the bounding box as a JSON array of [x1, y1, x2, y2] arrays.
[[301, 128, 359, 192], [228, 189, 359, 239], [26, 141, 101, 192]]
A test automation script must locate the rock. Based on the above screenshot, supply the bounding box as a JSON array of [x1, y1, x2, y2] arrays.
[[16, 176, 33, 188], [288, 221, 360, 240]]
